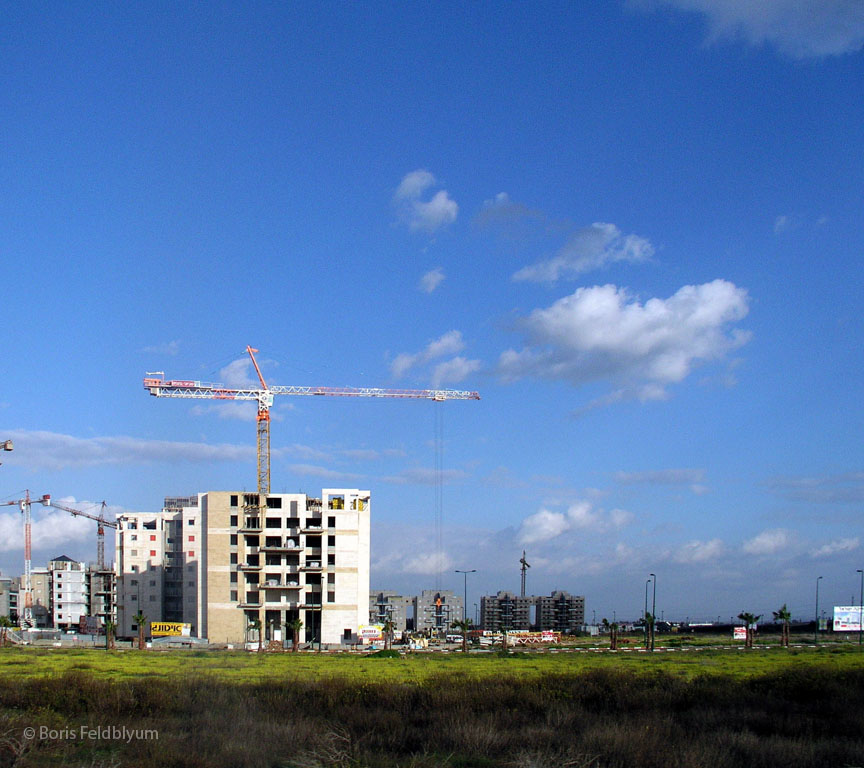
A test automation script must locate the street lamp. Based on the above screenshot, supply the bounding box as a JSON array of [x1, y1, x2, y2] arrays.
[[454, 569, 476, 623], [815, 576, 823, 644], [650, 573, 657, 651], [857, 569, 863, 648]]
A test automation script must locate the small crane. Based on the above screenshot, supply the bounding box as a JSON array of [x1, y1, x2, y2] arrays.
[[0, 491, 51, 627], [143, 345, 480, 498], [520, 550, 531, 598], [48, 500, 117, 570]]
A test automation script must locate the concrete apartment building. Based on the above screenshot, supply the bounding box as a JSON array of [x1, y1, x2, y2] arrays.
[[481, 590, 585, 633], [116, 488, 370, 646], [369, 590, 464, 635], [0, 575, 14, 619], [369, 591, 415, 633]]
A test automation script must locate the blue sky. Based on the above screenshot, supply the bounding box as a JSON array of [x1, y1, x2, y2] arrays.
[[2, 1, 863, 623]]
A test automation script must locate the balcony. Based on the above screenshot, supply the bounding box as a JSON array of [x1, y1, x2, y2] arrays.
[[301, 560, 323, 571], [260, 539, 303, 552], [239, 518, 262, 533], [301, 522, 323, 534], [238, 562, 262, 571], [301, 592, 323, 608], [239, 592, 261, 608]]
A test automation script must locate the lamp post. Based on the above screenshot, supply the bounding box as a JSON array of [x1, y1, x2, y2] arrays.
[[858, 569, 863, 648], [650, 573, 657, 651], [455, 569, 476, 622], [644, 578, 651, 648], [815, 576, 822, 644]]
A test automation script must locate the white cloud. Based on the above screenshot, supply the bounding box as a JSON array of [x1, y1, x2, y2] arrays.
[[391, 331, 479, 387], [773, 215, 791, 234], [766, 472, 864, 504], [394, 170, 436, 201], [419, 267, 446, 293], [674, 538, 725, 563], [431, 356, 482, 387], [517, 501, 632, 544], [644, 0, 864, 58], [3, 429, 253, 471], [513, 222, 654, 282], [401, 551, 455, 576], [142, 340, 180, 355], [499, 279, 750, 401], [810, 537, 859, 558], [393, 170, 458, 233], [742, 528, 793, 556]]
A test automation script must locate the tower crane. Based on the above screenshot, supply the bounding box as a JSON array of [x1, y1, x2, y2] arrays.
[[0, 491, 51, 627], [48, 500, 117, 570], [143, 345, 480, 500], [520, 550, 531, 598]]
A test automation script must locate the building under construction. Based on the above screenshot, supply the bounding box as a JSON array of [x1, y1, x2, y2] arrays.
[[116, 488, 370, 646]]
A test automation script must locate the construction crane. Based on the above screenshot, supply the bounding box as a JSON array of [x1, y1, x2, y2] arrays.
[[0, 491, 51, 627], [48, 500, 117, 570], [143, 345, 480, 498]]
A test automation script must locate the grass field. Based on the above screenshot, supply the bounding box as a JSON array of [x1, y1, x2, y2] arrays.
[[2, 645, 864, 767], [1, 642, 863, 683]]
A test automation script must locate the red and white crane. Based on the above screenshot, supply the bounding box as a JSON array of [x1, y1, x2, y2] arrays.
[[48, 500, 117, 570], [143, 345, 480, 497], [0, 491, 51, 627]]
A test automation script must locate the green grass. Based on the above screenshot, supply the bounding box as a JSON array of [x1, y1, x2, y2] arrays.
[[2, 643, 863, 684]]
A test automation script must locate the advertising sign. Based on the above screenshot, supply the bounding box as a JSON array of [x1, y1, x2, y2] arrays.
[[358, 625, 383, 643], [733, 626, 747, 641], [150, 622, 191, 637], [833, 606, 864, 632]]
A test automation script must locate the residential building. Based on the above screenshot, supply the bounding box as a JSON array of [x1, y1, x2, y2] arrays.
[[87, 569, 116, 629], [29, 568, 51, 627], [481, 590, 585, 633], [115, 511, 171, 639], [369, 591, 415, 633], [116, 488, 370, 647], [415, 589, 462, 635], [0, 575, 12, 619], [49, 556, 88, 631]]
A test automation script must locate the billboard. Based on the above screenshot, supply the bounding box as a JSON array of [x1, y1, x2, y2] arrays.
[[150, 622, 191, 637], [833, 606, 864, 632]]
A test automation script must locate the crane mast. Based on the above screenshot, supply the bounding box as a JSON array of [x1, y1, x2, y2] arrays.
[[0, 491, 51, 628], [143, 345, 480, 497]]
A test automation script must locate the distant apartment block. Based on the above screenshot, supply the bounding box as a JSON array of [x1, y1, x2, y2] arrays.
[[116, 489, 371, 646], [369, 590, 464, 635], [369, 591, 415, 633], [481, 590, 585, 633]]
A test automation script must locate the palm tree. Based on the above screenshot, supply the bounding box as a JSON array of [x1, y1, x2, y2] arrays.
[[451, 618, 473, 653], [0, 615, 11, 647], [382, 619, 395, 650], [773, 604, 792, 647], [133, 611, 147, 650], [104, 620, 116, 650], [602, 618, 619, 650], [644, 612, 655, 651], [248, 618, 263, 652], [286, 618, 303, 652], [737, 612, 761, 648]]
